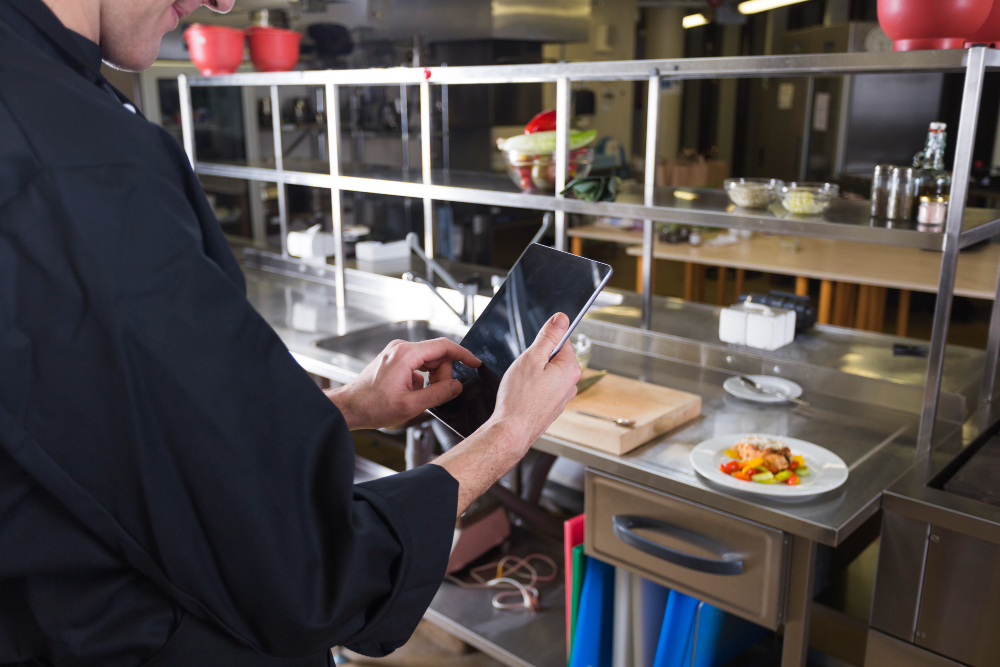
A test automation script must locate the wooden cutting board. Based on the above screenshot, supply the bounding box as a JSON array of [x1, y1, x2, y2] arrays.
[[546, 372, 701, 456]]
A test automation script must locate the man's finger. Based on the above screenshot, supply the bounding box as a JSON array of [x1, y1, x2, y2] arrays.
[[407, 338, 481, 370], [411, 371, 426, 391], [423, 361, 454, 384], [405, 378, 463, 412], [529, 312, 570, 360]]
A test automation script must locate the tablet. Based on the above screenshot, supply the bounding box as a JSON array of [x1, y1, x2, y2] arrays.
[[429, 243, 613, 438]]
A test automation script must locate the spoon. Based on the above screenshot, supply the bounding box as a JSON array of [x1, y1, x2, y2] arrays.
[[738, 376, 809, 406], [573, 410, 636, 428]]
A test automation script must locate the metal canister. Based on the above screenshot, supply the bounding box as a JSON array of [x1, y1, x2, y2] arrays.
[[871, 164, 893, 218], [886, 166, 916, 221]]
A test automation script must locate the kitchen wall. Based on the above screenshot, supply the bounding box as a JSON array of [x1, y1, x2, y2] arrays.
[[540, 0, 639, 159], [643, 7, 684, 164]]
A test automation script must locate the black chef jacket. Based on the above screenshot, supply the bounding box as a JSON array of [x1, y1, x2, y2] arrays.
[[0, 1, 459, 665]]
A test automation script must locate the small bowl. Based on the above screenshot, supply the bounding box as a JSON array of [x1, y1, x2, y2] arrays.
[[185, 24, 245, 76], [246, 26, 302, 72], [504, 148, 593, 193], [779, 182, 840, 215], [724, 178, 783, 209]]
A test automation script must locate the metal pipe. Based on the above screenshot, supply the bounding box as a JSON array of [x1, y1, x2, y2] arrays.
[[916, 46, 988, 455], [441, 80, 450, 173], [530, 212, 553, 247], [642, 69, 661, 329], [406, 232, 463, 292], [400, 84, 409, 170], [420, 80, 434, 260], [402, 273, 466, 325], [798, 77, 815, 182], [184, 50, 999, 88], [270, 85, 289, 257], [554, 76, 571, 252], [325, 83, 346, 312], [240, 86, 267, 245], [177, 74, 195, 167]]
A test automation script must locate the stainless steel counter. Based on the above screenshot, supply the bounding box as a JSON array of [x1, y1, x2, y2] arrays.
[[240, 250, 982, 547]]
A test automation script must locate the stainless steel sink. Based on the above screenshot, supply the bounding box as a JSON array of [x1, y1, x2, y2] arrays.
[[314, 320, 466, 363]]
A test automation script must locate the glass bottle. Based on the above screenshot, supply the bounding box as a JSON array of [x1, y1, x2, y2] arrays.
[[913, 122, 951, 201]]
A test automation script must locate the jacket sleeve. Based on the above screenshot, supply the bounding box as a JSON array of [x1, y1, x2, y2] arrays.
[[0, 161, 458, 658]]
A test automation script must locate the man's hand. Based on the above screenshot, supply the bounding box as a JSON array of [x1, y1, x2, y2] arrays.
[[431, 313, 582, 515], [326, 338, 481, 431], [489, 312, 582, 451]]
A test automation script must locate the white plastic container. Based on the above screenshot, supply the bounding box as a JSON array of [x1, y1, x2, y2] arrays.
[[287, 224, 338, 260], [719, 301, 796, 351], [355, 239, 411, 263]]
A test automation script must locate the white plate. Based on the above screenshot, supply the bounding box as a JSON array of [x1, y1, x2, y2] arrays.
[[690, 434, 848, 498], [723, 375, 803, 404]]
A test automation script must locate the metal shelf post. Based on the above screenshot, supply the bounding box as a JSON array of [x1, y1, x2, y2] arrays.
[[642, 68, 661, 329], [554, 76, 571, 252], [177, 74, 195, 167], [421, 79, 434, 259], [269, 85, 289, 257], [917, 46, 988, 455], [325, 82, 346, 312]]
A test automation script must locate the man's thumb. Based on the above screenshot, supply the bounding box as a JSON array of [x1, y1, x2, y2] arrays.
[[409, 378, 462, 411], [531, 312, 570, 358]]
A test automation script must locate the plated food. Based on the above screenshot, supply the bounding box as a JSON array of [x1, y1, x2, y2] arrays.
[[718, 435, 809, 485], [689, 433, 848, 498]]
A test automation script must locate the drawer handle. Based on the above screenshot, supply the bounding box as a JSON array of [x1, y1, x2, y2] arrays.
[[612, 515, 744, 576]]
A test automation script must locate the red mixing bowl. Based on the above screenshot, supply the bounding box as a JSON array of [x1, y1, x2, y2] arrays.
[[185, 24, 245, 76], [246, 26, 302, 72], [967, 0, 1000, 46], [878, 0, 992, 51]]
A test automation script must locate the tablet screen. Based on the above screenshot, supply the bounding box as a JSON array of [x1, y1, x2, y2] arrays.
[[430, 244, 612, 438]]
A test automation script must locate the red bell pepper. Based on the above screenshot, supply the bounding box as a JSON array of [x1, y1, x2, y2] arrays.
[[524, 109, 557, 134], [720, 461, 741, 474]]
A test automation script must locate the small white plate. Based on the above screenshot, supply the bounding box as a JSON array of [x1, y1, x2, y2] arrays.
[[723, 375, 803, 404], [690, 434, 848, 498]]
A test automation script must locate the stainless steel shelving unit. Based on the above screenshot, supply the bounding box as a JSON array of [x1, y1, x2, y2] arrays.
[[180, 48, 1000, 473]]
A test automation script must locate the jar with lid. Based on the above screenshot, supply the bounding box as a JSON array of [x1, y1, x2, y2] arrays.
[[917, 194, 948, 229]]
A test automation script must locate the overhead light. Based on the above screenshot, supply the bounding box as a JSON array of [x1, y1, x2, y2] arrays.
[[682, 13, 709, 29], [738, 0, 809, 14]]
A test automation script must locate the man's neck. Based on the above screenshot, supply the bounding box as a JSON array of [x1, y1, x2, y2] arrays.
[[40, 0, 99, 42]]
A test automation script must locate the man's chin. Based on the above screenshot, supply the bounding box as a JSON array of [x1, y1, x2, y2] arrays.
[[101, 45, 160, 73]]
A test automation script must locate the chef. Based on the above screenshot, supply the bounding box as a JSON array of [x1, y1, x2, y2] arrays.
[[0, 0, 582, 664]]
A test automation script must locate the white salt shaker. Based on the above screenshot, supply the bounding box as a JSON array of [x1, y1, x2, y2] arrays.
[[719, 300, 796, 351]]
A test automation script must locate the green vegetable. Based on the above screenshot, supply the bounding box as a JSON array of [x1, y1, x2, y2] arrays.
[[756, 478, 778, 484], [795, 466, 810, 477], [561, 176, 621, 202], [774, 470, 794, 482], [751, 471, 774, 483], [501, 129, 597, 155]]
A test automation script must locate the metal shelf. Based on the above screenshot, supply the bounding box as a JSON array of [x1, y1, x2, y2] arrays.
[[186, 49, 1000, 88], [178, 46, 1000, 457], [193, 160, 1000, 251]]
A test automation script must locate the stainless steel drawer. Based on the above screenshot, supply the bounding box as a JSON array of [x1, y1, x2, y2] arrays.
[[585, 470, 789, 629]]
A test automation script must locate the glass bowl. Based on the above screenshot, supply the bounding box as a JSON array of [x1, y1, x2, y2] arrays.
[[571, 332, 592, 370], [779, 182, 839, 215], [504, 148, 593, 193], [724, 178, 783, 209]]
